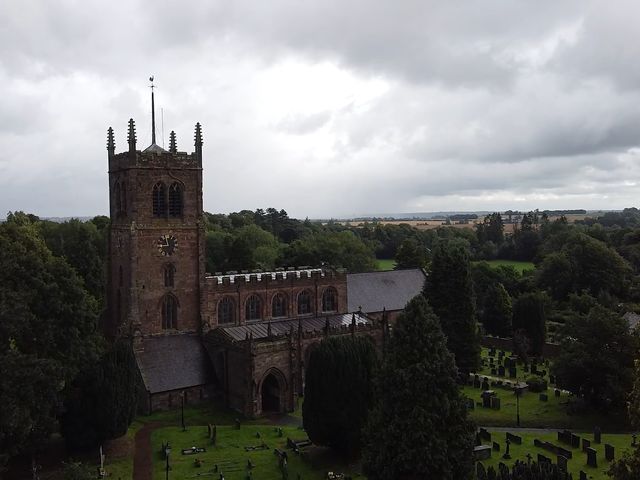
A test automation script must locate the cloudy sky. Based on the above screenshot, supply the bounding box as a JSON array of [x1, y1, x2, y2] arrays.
[[2, 1, 640, 219]]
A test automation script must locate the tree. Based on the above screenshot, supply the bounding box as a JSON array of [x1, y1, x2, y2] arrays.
[[424, 240, 480, 372], [61, 340, 138, 449], [394, 238, 428, 269], [302, 336, 378, 459], [512, 292, 547, 355], [0, 217, 102, 469], [482, 283, 512, 337], [476, 212, 504, 245], [362, 295, 475, 479], [536, 252, 573, 300], [552, 306, 638, 410]]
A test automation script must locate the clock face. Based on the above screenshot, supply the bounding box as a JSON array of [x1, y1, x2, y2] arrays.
[[157, 234, 178, 256]]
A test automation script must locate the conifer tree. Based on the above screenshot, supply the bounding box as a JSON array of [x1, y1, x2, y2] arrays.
[[483, 282, 512, 337], [424, 240, 480, 372], [303, 336, 378, 459], [362, 295, 475, 480]]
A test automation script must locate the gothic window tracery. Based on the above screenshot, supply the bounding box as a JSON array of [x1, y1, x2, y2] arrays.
[[168, 182, 183, 217], [164, 264, 175, 287], [297, 290, 312, 315], [162, 294, 178, 329], [153, 182, 167, 217], [322, 287, 338, 313], [272, 293, 288, 318], [218, 297, 235, 324], [246, 295, 262, 321]]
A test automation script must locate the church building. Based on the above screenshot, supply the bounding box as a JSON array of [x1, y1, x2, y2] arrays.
[[106, 95, 426, 417]]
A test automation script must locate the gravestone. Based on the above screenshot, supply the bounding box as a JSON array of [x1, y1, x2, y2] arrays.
[[506, 432, 522, 445], [481, 391, 494, 409], [558, 430, 572, 445], [509, 367, 517, 378], [479, 428, 492, 442], [498, 366, 506, 376], [594, 426, 602, 444], [493, 442, 500, 451], [473, 445, 492, 461], [579, 472, 587, 480], [557, 455, 568, 472], [605, 444, 615, 461], [502, 439, 511, 460], [537, 453, 551, 464], [491, 397, 501, 410], [491, 368, 497, 376], [586, 447, 597, 468], [571, 434, 581, 449], [582, 438, 591, 452], [482, 378, 490, 390], [489, 348, 496, 357], [539, 393, 548, 402]]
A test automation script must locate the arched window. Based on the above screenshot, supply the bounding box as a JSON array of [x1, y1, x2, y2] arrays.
[[297, 290, 312, 315], [245, 295, 262, 321], [152, 182, 167, 217], [322, 287, 338, 313], [162, 294, 178, 329], [218, 297, 235, 324], [272, 293, 288, 318], [114, 182, 121, 215], [168, 182, 183, 217], [163, 264, 175, 287]]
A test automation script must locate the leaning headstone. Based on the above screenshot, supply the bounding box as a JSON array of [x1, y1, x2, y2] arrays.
[[586, 447, 598, 468], [605, 444, 615, 461], [493, 441, 500, 451], [594, 426, 601, 444], [539, 393, 548, 402], [582, 438, 591, 452], [557, 455, 568, 472]]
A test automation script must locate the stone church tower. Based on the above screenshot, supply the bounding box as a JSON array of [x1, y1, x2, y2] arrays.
[[106, 90, 206, 339]]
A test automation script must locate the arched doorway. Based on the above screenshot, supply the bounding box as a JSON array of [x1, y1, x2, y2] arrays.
[[261, 373, 282, 413]]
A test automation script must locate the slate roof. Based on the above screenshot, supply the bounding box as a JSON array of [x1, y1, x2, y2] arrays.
[[135, 334, 213, 394], [212, 312, 370, 343], [347, 268, 426, 313]]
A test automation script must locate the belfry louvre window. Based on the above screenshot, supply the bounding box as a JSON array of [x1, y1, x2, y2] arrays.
[[297, 290, 312, 315], [168, 182, 183, 217], [153, 182, 167, 217], [272, 293, 287, 318], [164, 264, 175, 287], [162, 294, 178, 329], [246, 295, 262, 321], [322, 287, 338, 313], [218, 297, 234, 324]]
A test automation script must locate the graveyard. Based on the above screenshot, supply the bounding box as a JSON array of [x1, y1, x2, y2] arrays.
[[151, 424, 361, 480], [477, 429, 635, 480]]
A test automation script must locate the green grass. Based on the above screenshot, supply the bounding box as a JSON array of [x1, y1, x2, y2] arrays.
[[375, 258, 396, 271], [151, 425, 362, 480], [476, 259, 535, 274], [481, 431, 635, 480]]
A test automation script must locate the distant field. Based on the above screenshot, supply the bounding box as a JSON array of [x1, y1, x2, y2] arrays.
[[479, 259, 535, 274], [376, 259, 396, 271]]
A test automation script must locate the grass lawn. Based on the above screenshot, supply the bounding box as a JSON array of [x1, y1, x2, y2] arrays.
[[151, 425, 362, 480], [476, 259, 535, 274], [375, 258, 396, 271], [481, 431, 635, 480]]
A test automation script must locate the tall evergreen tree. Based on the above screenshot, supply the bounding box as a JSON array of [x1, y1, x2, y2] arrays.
[[512, 291, 547, 355], [483, 283, 512, 337], [303, 336, 378, 459], [424, 240, 480, 372], [362, 295, 475, 480]]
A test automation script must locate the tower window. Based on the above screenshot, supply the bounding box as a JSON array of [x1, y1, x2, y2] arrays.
[[153, 182, 167, 217], [322, 287, 338, 313], [272, 293, 288, 318], [164, 264, 175, 287], [162, 294, 178, 329], [168, 182, 183, 217], [218, 297, 235, 324], [246, 295, 262, 321], [297, 290, 312, 315]]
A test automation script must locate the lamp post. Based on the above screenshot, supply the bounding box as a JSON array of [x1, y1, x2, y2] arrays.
[[181, 391, 185, 431], [514, 384, 525, 427], [165, 450, 170, 480]]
